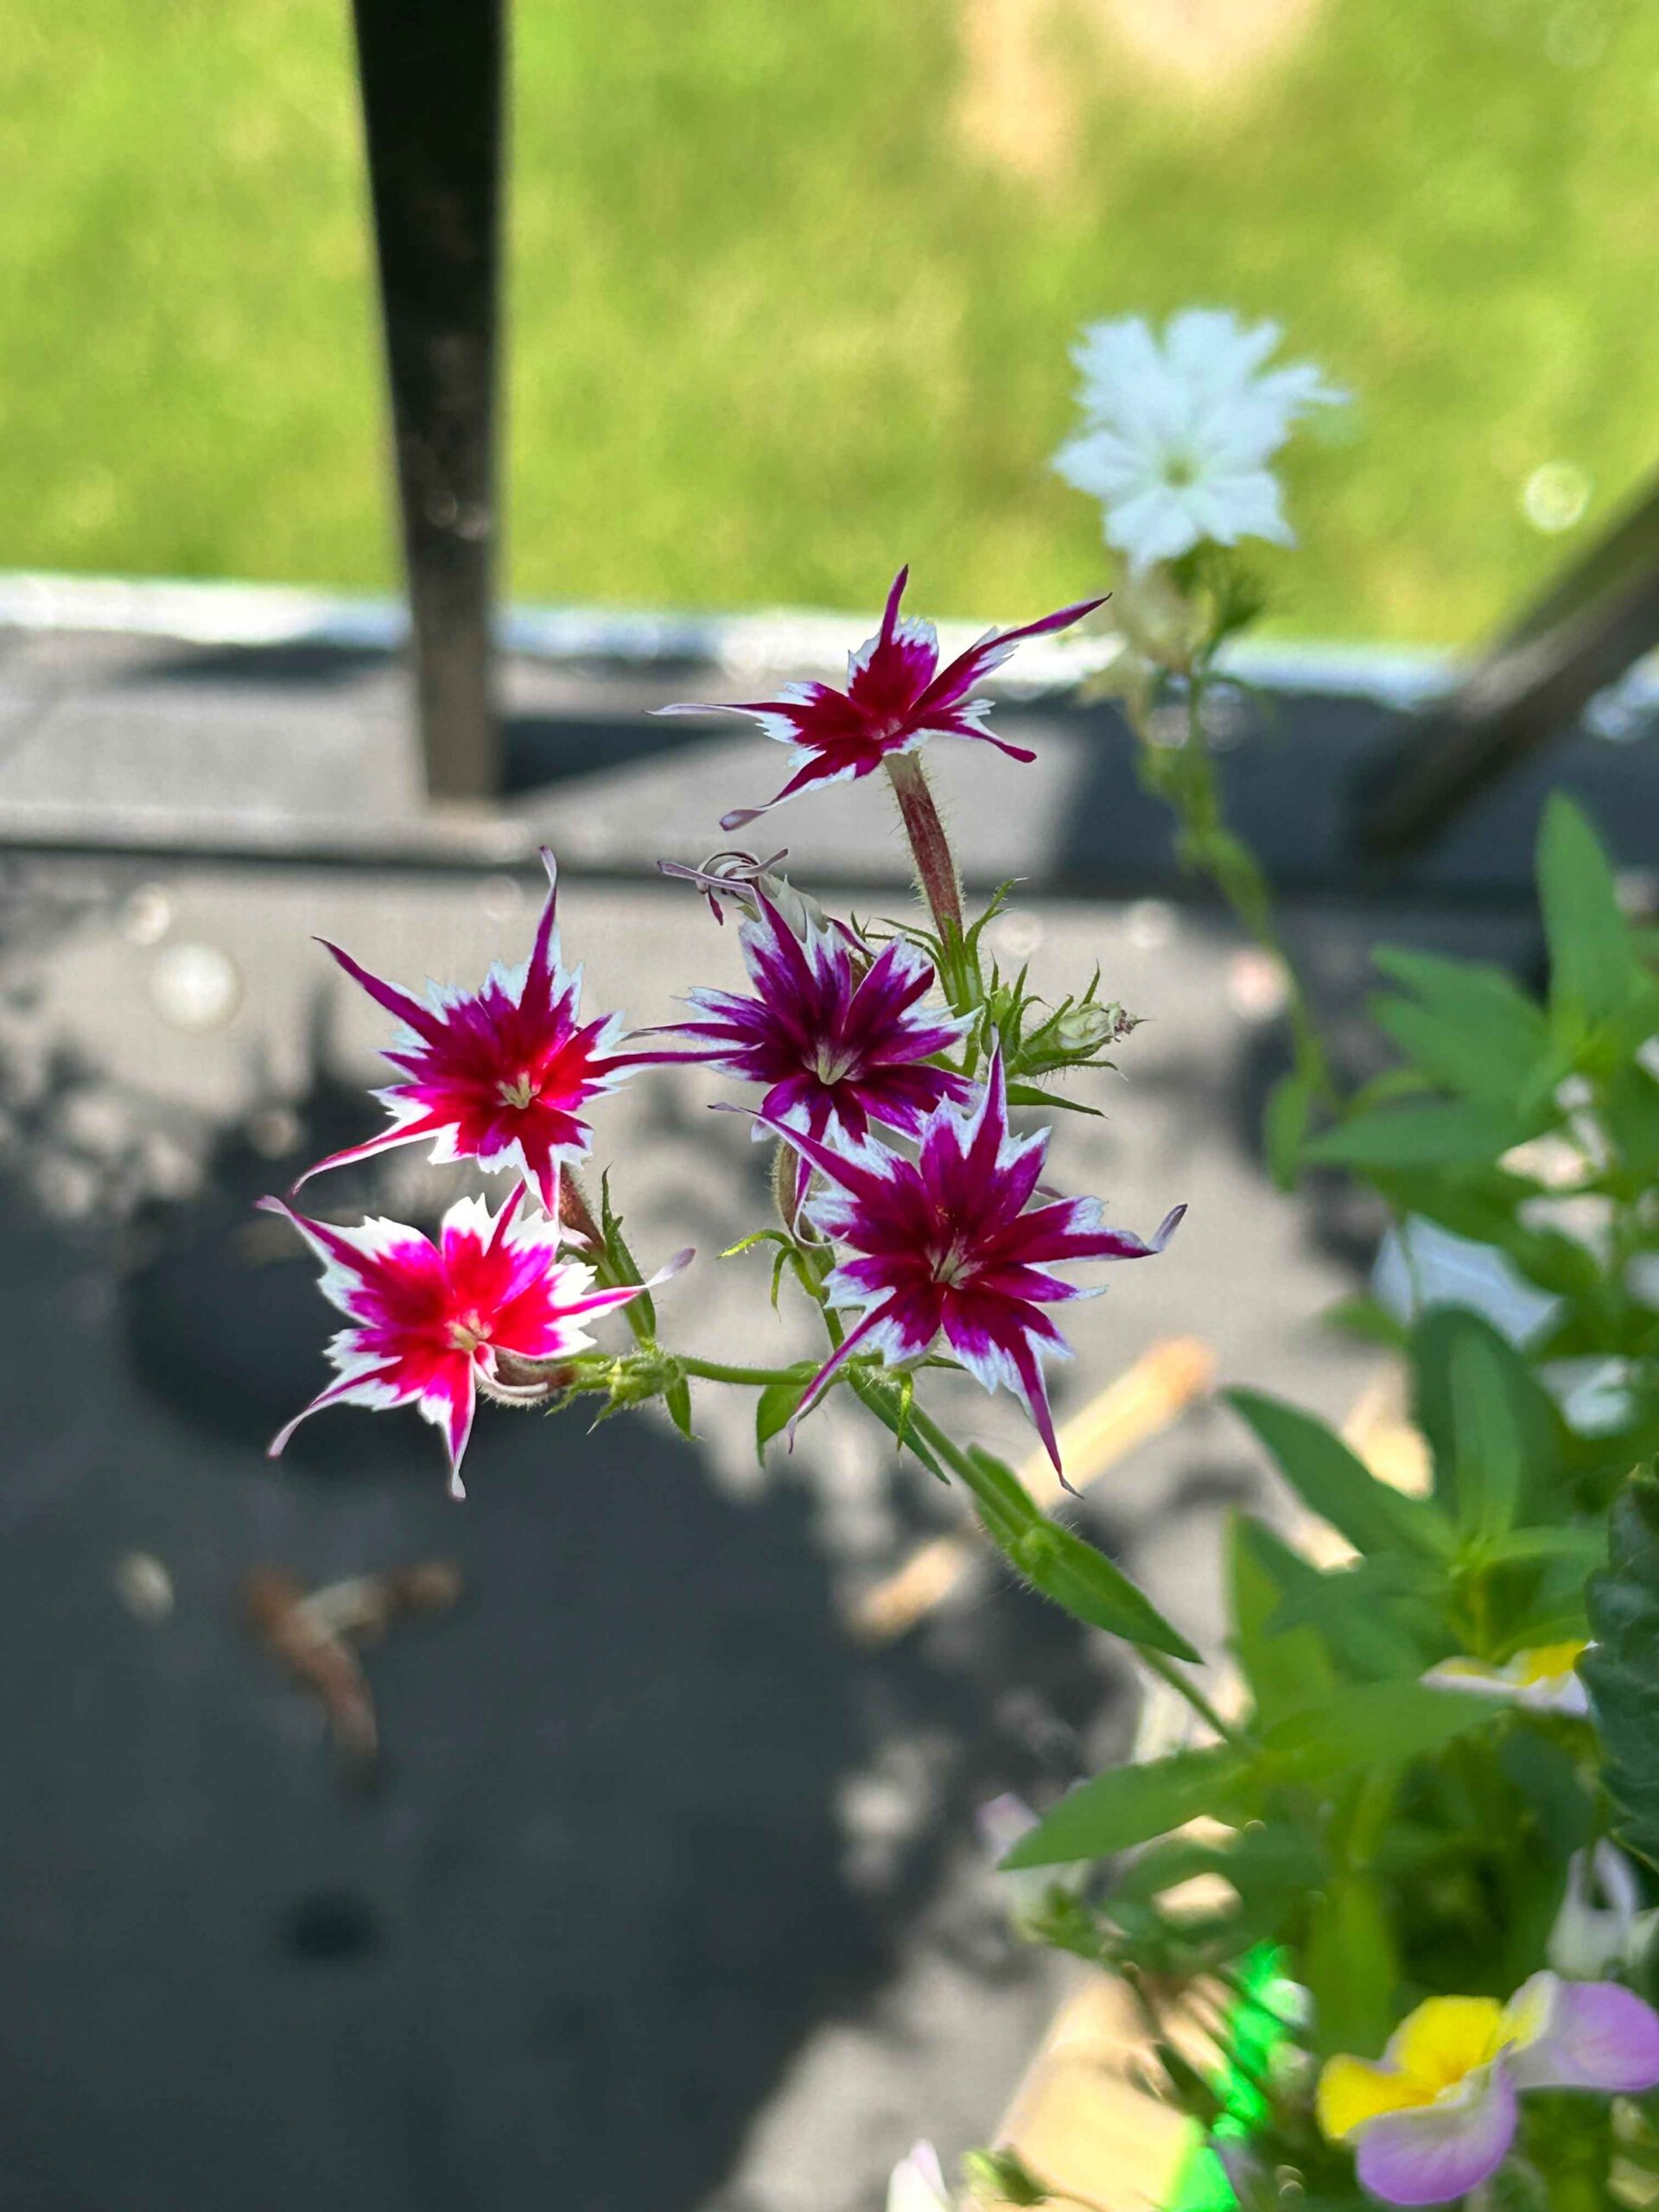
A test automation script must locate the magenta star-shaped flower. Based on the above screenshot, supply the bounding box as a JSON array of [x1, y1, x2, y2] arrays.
[[295, 849, 668, 1216], [658, 567, 1106, 830], [658, 890, 974, 1208], [760, 1059, 1182, 1473], [261, 1186, 687, 1491]]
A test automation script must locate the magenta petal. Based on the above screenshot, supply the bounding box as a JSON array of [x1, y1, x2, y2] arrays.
[[1508, 1974, 1659, 2094], [1354, 2071, 1516, 2208], [415, 1355, 480, 1494], [268, 1363, 403, 1456]]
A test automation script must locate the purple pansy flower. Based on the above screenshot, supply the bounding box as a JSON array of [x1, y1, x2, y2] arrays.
[[1319, 1973, 1659, 2206], [752, 1057, 1182, 1474], [658, 567, 1106, 831], [260, 1186, 689, 1495], [658, 890, 974, 1211], [295, 849, 671, 1217]]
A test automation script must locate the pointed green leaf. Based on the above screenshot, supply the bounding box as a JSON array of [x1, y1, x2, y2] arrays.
[[1539, 792, 1641, 1024], [846, 1370, 947, 1480], [1006, 1513, 1201, 1661], [1303, 1101, 1524, 1171], [1262, 1070, 1313, 1192], [1230, 1389, 1454, 1559], [754, 1376, 808, 1462], [1258, 1679, 1497, 1787], [1001, 1745, 1254, 1867], [1005, 1081, 1103, 1116], [1370, 945, 1549, 1103], [1228, 1515, 1336, 1725], [1264, 1552, 1438, 1681], [1410, 1308, 1562, 1529], [664, 1372, 695, 1441]]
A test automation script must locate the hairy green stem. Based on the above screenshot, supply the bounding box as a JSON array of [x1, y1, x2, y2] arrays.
[[1132, 671, 1336, 1109], [678, 1356, 812, 1388], [885, 751, 964, 939]]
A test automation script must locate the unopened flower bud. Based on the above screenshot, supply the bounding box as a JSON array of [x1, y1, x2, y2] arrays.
[[754, 870, 834, 941], [1054, 1001, 1136, 1052]]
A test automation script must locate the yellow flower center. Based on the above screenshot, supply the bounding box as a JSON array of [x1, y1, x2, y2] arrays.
[[1513, 1639, 1588, 1688], [1318, 1997, 1511, 2142], [446, 1309, 493, 1354], [497, 1071, 539, 1109]]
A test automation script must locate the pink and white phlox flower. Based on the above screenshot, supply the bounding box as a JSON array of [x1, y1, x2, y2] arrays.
[[261, 1186, 689, 1495], [657, 567, 1106, 831], [659, 890, 974, 1211], [295, 849, 671, 1216], [756, 1058, 1183, 1475]]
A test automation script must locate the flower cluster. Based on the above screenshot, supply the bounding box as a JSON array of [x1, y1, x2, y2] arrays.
[[265, 570, 1179, 1494], [1052, 307, 1343, 573]]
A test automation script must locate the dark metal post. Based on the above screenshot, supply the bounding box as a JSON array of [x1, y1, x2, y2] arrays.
[[1356, 472, 1659, 858], [352, 0, 505, 801]]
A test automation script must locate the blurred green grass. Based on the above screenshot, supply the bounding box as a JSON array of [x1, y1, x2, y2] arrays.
[[3, 0, 1658, 642]]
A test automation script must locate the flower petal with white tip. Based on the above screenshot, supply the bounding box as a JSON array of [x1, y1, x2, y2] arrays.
[[261, 1185, 690, 1494], [294, 849, 680, 1216], [657, 568, 1105, 831]]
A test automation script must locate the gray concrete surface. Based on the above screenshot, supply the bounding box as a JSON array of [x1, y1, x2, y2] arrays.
[[0, 605, 1559, 2212]]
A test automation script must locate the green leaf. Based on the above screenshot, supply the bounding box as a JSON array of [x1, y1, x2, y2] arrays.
[[1475, 1523, 1606, 1570], [1410, 1308, 1563, 1529], [961, 1443, 1041, 1538], [1539, 792, 1641, 1025], [959, 1451, 1199, 1659], [846, 1370, 947, 1481], [1304, 1873, 1398, 2059], [1257, 1679, 1497, 1788], [664, 1372, 695, 1441], [1109, 1821, 1324, 1910], [1323, 1294, 1409, 1349], [1262, 1070, 1313, 1192], [1446, 1324, 1523, 1542], [1262, 1548, 1435, 1682], [1303, 1101, 1524, 1171], [1005, 1513, 1202, 1661], [1370, 946, 1549, 1105], [1005, 1080, 1103, 1117], [1230, 1389, 1453, 1560], [1584, 1469, 1659, 1868], [1498, 1729, 1596, 1862], [1001, 1745, 1254, 1867], [1228, 1515, 1335, 1725], [755, 1375, 808, 1462]]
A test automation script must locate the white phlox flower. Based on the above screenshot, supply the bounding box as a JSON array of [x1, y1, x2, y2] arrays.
[[1052, 308, 1344, 572]]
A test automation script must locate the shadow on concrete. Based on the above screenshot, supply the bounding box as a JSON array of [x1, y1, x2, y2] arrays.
[[0, 1020, 1096, 2212]]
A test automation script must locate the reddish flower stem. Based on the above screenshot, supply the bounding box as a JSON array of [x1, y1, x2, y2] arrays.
[[558, 1172, 603, 1251], [884, 753, 963, 940]]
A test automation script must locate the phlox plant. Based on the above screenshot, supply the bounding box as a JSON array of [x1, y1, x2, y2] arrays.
[[258, 309, 1659, 2212]]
